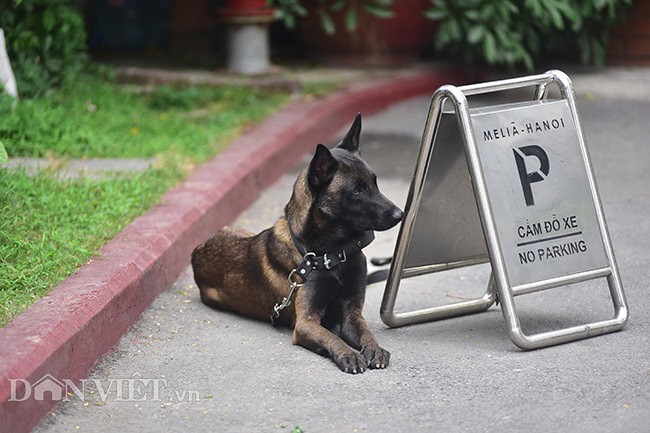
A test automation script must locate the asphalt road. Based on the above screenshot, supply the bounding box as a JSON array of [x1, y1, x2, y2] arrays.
[[35, 70, 650, 433]]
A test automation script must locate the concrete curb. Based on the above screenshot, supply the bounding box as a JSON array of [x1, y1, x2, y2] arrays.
[[0, 69, 464, 433]]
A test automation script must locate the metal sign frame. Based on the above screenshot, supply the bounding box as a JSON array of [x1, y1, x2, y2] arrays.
[[380, 70, 628, 349]]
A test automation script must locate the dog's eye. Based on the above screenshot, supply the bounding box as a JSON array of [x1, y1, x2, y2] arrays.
[[353, 181, 365, 194]]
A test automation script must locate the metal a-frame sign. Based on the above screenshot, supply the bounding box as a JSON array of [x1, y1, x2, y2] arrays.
[[380, 70, 628, 349]]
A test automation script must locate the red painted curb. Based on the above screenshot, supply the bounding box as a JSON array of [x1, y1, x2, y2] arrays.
[[0, 69, 464, 433]]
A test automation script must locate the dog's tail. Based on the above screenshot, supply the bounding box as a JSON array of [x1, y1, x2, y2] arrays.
[[367, 256, 392, 285], [370, 257, 392, 266]]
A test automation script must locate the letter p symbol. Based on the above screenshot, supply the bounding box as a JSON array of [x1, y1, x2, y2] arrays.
[[513, 145, 550, 206]]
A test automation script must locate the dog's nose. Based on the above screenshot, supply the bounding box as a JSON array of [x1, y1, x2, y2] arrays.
[[391, 208, 404, 224], [374, 205, 404, 231]]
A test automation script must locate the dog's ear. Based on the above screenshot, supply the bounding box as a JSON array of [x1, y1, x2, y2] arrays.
[[308, 144, 338, 188], [336, 112, 361, 154]]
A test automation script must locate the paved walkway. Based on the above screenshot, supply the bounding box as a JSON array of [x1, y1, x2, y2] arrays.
[[33, 67, 650, 432], [2, 157, 156, 179]]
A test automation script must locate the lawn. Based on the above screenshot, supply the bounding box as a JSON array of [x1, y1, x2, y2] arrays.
[[0, 73, 302, 327]]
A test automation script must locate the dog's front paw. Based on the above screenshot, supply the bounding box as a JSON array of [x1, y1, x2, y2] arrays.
[[362, 345, 390, 369], [334, 351, 368, 374]]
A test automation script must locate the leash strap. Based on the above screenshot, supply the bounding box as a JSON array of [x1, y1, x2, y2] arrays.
[[269, 229, 375, 325]]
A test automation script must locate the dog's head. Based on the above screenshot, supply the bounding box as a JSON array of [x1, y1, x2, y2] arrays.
[[307, 113, 404, 232]]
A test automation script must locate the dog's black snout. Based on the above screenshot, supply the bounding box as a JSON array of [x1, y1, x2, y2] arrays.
[[383, 207, 403, 228], [392, 208, 404, 223], [370, 206, 404, 232]]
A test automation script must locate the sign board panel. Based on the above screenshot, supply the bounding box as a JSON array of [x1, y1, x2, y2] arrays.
[[470, 100, 607, 287], [404, 113, 488, 269]]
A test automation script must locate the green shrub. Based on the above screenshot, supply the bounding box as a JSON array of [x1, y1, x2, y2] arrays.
[[0, 0, 89, 96], [425, 0, 633, 70], [272, 0, 395, 35]]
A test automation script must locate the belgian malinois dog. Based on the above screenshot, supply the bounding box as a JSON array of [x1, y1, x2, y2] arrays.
[[191, 113, 403, 373]]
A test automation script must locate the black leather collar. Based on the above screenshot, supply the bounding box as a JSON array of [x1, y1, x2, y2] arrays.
[[270, 229, 375, 325], [289, 229, 375, 279]]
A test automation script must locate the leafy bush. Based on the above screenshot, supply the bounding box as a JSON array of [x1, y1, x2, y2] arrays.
[[0, 0, 89, 96], [272, 0, 395, 35], [425, 0, 633, 70]]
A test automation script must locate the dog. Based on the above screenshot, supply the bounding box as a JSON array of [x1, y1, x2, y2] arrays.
[[191, 113, 403, 373]]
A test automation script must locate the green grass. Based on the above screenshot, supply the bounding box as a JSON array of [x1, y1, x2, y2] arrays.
[[1, 76, 290, 161], [0, 168, 181, 325], [0, 73, 293, 327]]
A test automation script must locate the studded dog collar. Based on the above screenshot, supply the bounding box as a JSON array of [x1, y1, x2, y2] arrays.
[[269, 229, 375, 325]]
